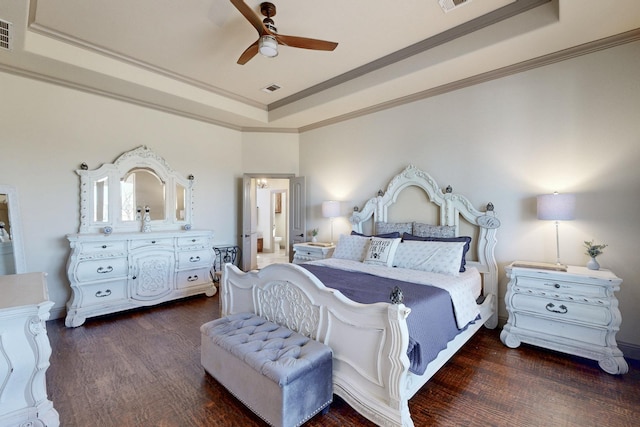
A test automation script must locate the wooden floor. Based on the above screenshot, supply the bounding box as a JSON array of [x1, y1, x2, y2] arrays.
[[46, 294, 640, 427]]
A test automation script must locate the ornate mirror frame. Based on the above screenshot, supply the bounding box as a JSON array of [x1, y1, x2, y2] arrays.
[[0, 184, 27, 274], [77, 146, 194, 233]]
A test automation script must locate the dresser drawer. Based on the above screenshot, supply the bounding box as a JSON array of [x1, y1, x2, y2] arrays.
[[176, 268, 211, 289], [177, 235, 211, 248], [76, 281, 127, 306], [77, 241, 127, 258], [75, 257, 128, 282], [177, 249, 213, 269], [512, 312, 608, 347], [129, 238, 174, 249], [511, 293, 611, 326], [515, 275, 607, 299]]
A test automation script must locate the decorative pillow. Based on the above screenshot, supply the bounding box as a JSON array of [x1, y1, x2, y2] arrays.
[[393, 240, 465, 276], [351, 230, 401, 239], [363, 237, 401, 267], [412, 222, 456, 238], [332, 234, 371, 261], [375, 221, 413, 235], [402, 233, 472, 272]]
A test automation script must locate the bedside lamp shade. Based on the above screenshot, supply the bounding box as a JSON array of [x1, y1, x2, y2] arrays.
[[537, 192, 575, 266], [322, 201, 340, 218], [322, 201, 340, 244], [537, 193, 576, 221]]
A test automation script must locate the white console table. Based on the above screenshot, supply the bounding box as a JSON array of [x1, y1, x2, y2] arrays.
[[0, 273, 59, 426]]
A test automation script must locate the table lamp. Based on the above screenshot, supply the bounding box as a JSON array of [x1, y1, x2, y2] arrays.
[[322, 201, 340, 244], [537, 192, 576, 267]]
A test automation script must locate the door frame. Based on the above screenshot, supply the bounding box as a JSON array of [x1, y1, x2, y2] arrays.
[[242, 173, 295, 271]]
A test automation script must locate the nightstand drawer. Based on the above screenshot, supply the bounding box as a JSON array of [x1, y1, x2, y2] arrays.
[[514, 313, 607, 347], [515, 276, 608, 298], [511, 293, 611, 326], [512, 312, 608, 347]]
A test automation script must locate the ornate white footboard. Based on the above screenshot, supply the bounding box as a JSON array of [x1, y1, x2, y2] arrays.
[[222, 262, 417, 427]]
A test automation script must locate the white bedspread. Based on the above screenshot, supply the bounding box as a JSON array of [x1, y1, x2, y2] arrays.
[[307, 258, 481, 329]]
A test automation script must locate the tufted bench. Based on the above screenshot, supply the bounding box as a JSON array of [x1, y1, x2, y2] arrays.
[[201, 312, 332, 427]]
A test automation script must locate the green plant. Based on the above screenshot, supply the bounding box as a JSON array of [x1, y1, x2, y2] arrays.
[[311, 228, 318, 237], [584, 240, 607, 258]]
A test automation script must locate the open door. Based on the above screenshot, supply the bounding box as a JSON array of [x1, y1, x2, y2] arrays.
[[241, 175, 258, 271], [289, 176, 306, 262]]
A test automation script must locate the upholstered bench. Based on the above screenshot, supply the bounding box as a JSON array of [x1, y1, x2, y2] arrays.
[[201, 312, 333, 427]]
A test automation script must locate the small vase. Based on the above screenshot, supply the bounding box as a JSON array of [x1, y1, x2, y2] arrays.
[[312, 236, 318, 243], [587, 257, 600, 270]]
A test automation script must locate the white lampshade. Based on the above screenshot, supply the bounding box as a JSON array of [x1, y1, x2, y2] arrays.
[[322, 200, 340, 218], [537, 193, 576, 221], [259, 35, 278, 58]]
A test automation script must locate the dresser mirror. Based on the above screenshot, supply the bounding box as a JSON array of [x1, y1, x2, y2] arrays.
[[0, 184, 27, 274], [77, 146, 193, 233]]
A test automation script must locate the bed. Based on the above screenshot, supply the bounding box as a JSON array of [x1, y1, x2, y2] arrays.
[[221, 165, 500, 427]]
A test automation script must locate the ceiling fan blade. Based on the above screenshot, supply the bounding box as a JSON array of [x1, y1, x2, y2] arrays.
[[230, 0, 268, 35], [275, 34, 338, 51], [237, 40, 259, 65]]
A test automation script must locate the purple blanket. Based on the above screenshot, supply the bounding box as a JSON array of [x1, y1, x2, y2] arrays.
[[300, 264, 468, 375]]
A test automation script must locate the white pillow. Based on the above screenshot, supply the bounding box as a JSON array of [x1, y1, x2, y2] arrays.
[[332, 234, 371, 261], [363, 237, 401, 267], [393, 240, 465, 276]]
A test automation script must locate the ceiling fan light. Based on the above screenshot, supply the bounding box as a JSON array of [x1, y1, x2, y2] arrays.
[[259, 35, 278, 58]]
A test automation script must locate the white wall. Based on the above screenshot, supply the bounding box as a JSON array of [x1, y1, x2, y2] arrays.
[[299, 41, 640, 351], [0, 72, 248, 318]]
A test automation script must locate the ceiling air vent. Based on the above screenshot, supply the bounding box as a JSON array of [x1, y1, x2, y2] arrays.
[[439, 0, 472, 13], [261, 84, 281, 93], [0, 19, 13, 51]]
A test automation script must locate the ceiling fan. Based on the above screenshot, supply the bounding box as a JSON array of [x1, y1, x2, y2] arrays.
[[230, 0, 338, 65]]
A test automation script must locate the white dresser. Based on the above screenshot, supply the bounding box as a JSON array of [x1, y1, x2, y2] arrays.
[[0, 273, 59, 426], [65, 230, 216, 327], [292, 243, 335, 264], [500, 263, 627, 374]]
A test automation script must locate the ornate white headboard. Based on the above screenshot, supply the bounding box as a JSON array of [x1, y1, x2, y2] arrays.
[[349, 165, 501, 300]]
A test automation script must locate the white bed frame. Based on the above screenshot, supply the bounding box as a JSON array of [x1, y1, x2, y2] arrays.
[[221, 165, 500, 427]]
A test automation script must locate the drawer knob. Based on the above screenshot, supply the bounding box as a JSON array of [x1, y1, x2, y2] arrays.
[[554, 283, 560, 289], [190, 256, 201, 262], [545, 302, 568, 314], [188, 275, 198, 282], [97, 266, 113, 274], [152, 240, 156, 244], [102, 245, 107, 249], [192, 239, 197, 242], [95, 289, 112, 298]]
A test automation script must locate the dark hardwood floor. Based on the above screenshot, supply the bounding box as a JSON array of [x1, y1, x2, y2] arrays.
[[46, 294, 640, 426]]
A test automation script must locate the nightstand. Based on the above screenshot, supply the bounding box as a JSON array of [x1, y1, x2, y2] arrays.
[[500, 262, 627, 374], [292, 242, 335, 264]]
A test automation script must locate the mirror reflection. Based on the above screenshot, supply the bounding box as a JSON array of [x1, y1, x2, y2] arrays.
[[93, 176, 109, 222], [121, 168, 166, 221], [0, 185, 25, 275], [176, 183, 186, 221], [0, 193, 14, 274]]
